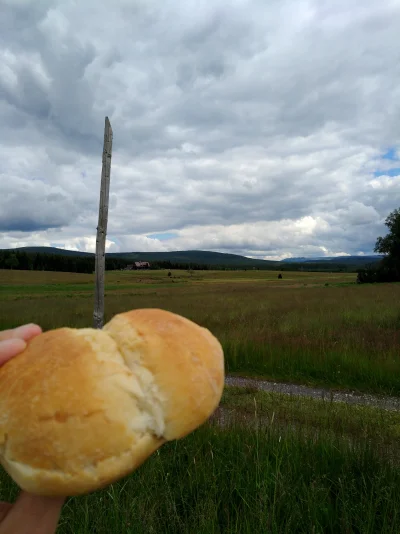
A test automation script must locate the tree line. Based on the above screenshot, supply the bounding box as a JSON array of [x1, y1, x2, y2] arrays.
[[0, 250, 130, 274], [0, 251, 217, 273], [0, 251, 358, 274], [357, 207, 400, 284]]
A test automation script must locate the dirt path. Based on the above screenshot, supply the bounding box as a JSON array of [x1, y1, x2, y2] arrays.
[[225, 375, 400, 412]]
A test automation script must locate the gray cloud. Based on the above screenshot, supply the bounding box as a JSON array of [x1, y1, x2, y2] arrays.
[[1, 0, 400, 258]]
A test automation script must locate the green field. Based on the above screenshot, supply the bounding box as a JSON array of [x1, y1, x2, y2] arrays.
[[1, 268, 399, 395], [1, 268, 400, 532]]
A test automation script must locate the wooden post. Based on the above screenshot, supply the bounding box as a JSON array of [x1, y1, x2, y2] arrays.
[[93, 117, 113, 329]]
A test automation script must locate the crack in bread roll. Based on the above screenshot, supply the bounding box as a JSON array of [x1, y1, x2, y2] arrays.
[[0, 308, 224, 496]]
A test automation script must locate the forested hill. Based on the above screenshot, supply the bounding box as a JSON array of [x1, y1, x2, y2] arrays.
[[2, 247, 277, 267], [0, 246, 384, 273], [282, 255, 384, 265]]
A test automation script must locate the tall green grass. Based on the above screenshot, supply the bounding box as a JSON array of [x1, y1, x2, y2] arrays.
[[1, 270, 400, 394], [225, 340, 400, 395], [1, 420, 399, 533], [2, 270, 400, 532]]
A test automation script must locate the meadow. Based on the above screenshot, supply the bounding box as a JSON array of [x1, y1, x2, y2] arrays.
[[1, 268, 400, 532], [1, 268, 400, 395]]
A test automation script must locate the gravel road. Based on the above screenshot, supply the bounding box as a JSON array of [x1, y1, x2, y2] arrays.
[[225, 375, 400, 412]]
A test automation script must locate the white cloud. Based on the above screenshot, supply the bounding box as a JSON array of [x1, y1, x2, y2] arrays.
[[1, 0, 399, 258]]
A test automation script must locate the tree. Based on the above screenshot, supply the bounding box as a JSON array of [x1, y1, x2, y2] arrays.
[[357, 207, 400, 284], [374, 208, 400, 265], [5, 254, 19, 270]]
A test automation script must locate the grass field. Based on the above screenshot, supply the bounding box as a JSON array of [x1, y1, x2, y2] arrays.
[[1, 268, 400, 532], [1, 268, 399, 395], [2, 395, 400, 533]]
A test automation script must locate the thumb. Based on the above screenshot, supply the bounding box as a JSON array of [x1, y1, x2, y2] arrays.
[[0, 492, 65, 534]]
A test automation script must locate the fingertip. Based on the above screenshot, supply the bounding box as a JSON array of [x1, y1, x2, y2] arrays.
[[26, 323, 43, 338], [13, 323, 42, 341]]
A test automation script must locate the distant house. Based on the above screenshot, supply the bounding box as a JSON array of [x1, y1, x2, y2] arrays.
[[124, 261, 150, 270], [135, 261, 150, 269]]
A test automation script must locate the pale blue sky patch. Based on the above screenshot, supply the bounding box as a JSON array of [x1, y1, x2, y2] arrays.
[[374, 168, 400, 178], [372, 147, 400, 177], [147, 232, 179, 241], [382, 148, 398, 160], [108, 236, 121, 248]]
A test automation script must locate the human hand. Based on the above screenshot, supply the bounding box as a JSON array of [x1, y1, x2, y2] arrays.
[[0, 324, 66, 534], [0, 324, 42, 366]]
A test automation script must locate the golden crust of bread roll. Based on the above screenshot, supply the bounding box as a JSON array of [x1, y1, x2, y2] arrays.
[[0, 308, 224, 496]]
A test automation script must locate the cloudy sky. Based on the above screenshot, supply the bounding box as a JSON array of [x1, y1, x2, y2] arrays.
[[1, 0, 399, 260]]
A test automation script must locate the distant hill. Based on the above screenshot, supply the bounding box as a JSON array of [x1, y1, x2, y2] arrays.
[[282, 255, 384, 265], [8, 246, 94, 257], [108, 250, 280, 267], [7, 247, 278, 268], [2, 247, 385, 270]]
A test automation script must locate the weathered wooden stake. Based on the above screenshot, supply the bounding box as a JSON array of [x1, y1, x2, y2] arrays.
[[93, 117, 113, 329]]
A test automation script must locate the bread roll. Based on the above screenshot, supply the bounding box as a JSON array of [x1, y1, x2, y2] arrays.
[[0, 308, 224, 496]]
